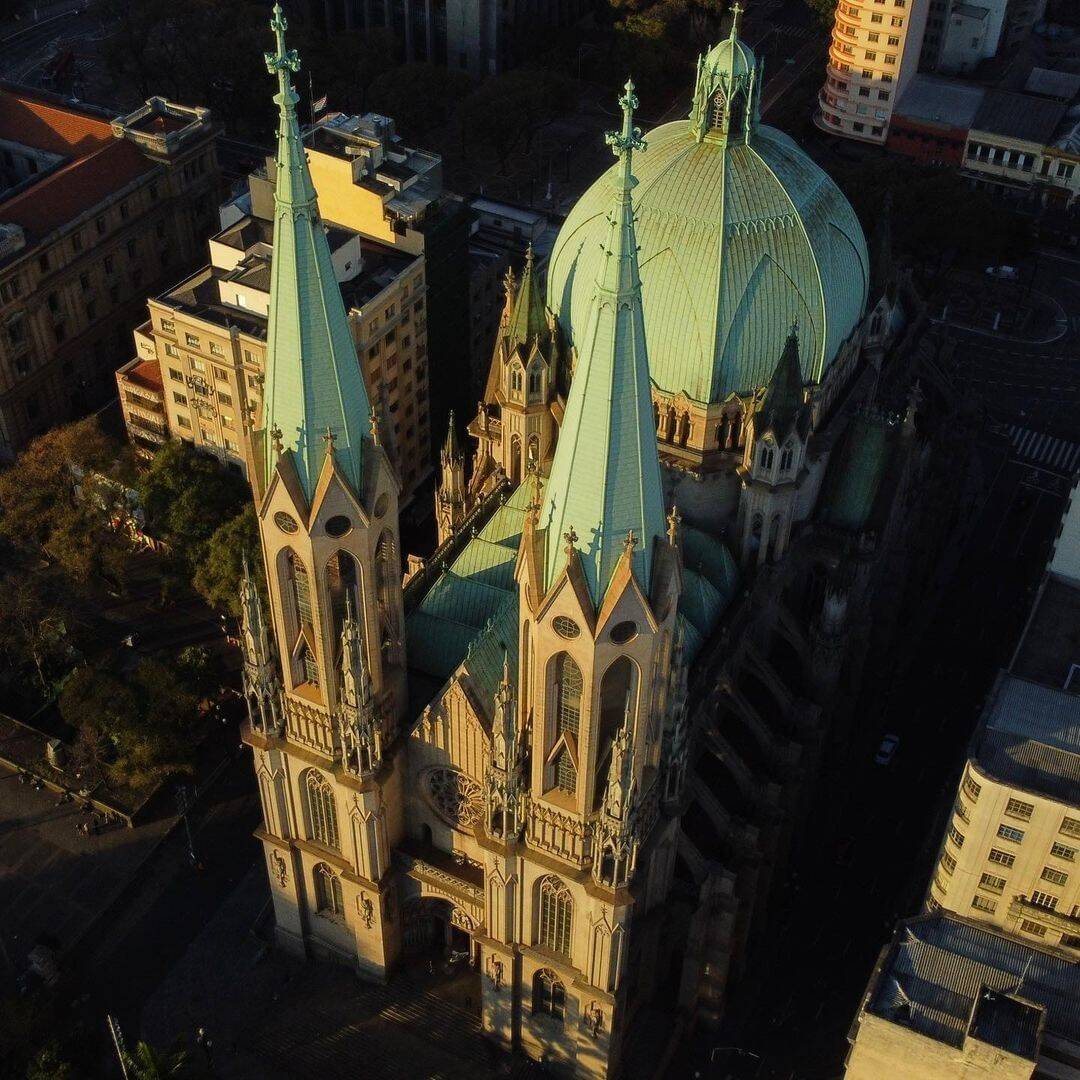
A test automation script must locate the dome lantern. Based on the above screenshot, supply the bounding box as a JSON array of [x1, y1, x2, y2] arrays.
[[689, 3, 761, 146]]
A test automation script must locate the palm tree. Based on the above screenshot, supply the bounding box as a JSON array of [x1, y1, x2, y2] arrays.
[[125, 1041, 189, 1080]]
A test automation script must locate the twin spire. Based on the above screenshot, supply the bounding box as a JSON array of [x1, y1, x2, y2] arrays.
[[260, 4, 372, 501], [538, 81, 667, 605]]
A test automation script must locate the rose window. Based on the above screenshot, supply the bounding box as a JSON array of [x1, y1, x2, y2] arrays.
[[426, 768, 484, 827]]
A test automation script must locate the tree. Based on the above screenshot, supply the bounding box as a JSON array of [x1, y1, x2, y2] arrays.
[[125, 1041, 190, 1080], [367, 64, 473, 139], [802, 0, 838, 27], [191, 506, 261, 617], [0, 572, 73, 693], [0, 418, 130, 591], [26, 1040, 76, 1080], [137, 441, 249, 570]]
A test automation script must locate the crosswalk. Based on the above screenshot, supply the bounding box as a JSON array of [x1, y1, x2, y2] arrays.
[[1007, 425, 1080, 474]]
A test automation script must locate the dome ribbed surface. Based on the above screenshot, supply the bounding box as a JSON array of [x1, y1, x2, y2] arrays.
[[548, 121, 869, 404]]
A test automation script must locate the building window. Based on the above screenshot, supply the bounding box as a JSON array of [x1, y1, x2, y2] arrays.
[[291, 553, 313, 625], [1005, 798, 1035, 821], [218, 391, 232, 407], [891, 14, 903, 24], [173, 392, 188, 406], [1061, 934, 1080, 948], [164, 342, 179, 358], [884, 53, 896, 63], [941, 850, 957, 875], [997, 824, 1025, 843], [1030, 891, 1058, 911], [305, 770, 338, 849], [1051, 843, 1076, 861], [1042, 867, 1069, 887], [160, 318, 175, 333], [867, 31, 879, 42], [185, 333, 200, 348], [878, 90, 890, 100], [758, 443, 774, 470], [1061, 817, 1080, 838], [1020, 919, 1046, 937], [532, 970, 566, 1021], [988, 849, 1015, 868], [210, 344, 225, 359], [962, 774, 981, 801], [555, 653, 582, 738], [947, 824, 965, 848], [971, 896, 996, 914], [954, 799, 970, 825], [176, 414, 191, 429], [509, 365, 523, 395], [169, 367, 183, 382], [554, 747, 576, 794], [538, 876, 573, 955], [979, 873, 1006, 893], [313, 863, 344, 918]]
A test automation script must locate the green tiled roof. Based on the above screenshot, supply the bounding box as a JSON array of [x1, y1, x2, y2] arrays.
[[549, 36, 868, 406], [818, 411, 892, 534], [260, 6, 370, 500], [539, 84, 667, 605], [507, 245, 547, 349], [757, 326, 807, 440]]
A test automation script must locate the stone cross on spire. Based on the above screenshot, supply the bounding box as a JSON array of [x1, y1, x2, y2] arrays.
[[730, 1, 744, 37], [265, 4, 300, 103], [605, 80, 646, 191]]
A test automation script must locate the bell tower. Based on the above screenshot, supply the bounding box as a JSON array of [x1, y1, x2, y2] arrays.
[[241, 4, 405, 979], [478, 83, 685, 1078]]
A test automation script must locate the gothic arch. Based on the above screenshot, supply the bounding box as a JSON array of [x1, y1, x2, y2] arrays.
[[536, 874, 573, 956], [375, 529, 399, 665], [302, 768, 339, 851], [546, 651, 583, 794], [509, 434, 522, 484], [594, 656, 637, 808], [325, 548, 361, 656]]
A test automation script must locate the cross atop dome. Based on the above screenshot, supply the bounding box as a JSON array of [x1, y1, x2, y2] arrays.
[[729, 1, 744, 38]]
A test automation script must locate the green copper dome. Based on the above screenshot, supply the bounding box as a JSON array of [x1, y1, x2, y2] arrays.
[[548, 34, 869, 405]]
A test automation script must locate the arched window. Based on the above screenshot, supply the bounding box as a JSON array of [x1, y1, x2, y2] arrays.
[[326, 550, 359, 651], [555, 653, 582, 738], [538, 876, 573, 955], [780, 446, 794, 473], [710, 89, 727, 129], [728, 89, 747, 134], [290, 552, 313, 625], [758, 443, 774, 470], [533, 968, 566, 1021], [554, 746, 577, 794], [595, 656, 635, 808], [509, 365, 523, 396], [509, 434, 522, 484], [527, 365, 543, 401], [305, 770, 339, 850], [375, 530, 399, 665], [313, 862, 344, 918], [678, 412, 691, 446], [653, 401, 661, 434], [301, 645, 320, 687]]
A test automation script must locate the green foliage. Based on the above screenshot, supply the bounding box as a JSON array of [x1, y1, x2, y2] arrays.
[[125, 1041, 190, 1080], [25, 1040, 76, 1080], [138, 441, 249, 570], [0, 418, 129, 590], [803, 0, 839, 27], [0, 992, 95, 1080], [59, 659, 197, 788], [192, 505, 262, 617]]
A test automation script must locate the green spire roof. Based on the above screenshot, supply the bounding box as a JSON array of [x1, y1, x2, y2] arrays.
[[539, 81, 666, 605], [507, 244, 547, 348], [757, 324, 806, 439], [260, 4, 370, 500]]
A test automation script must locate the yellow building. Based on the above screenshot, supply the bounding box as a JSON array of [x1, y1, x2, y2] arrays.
[[117, 171, 432, 505]]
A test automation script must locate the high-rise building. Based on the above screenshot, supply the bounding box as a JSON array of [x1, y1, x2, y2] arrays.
[[117, 130, 434, 505], [925, 484, 1080, 953], [0, 89, 219, 460], [817, 0, 931, 144]]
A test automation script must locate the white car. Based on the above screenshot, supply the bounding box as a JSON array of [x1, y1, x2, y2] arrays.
[[874, 734, 900, 765]]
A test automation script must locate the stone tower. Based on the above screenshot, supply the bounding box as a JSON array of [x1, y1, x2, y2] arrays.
[[435, 411, 467, 546], [241, 5, 406, 978], [477, 83, 685, 1078], [736, 325, 811, 567], [469, 245, 561, 494]]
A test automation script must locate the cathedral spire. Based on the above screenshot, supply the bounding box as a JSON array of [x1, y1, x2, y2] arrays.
[[757, 322, 807, 440], [506, 243, 547, 349], [259, 3, 371, 501], [538, 80, 666, 605]]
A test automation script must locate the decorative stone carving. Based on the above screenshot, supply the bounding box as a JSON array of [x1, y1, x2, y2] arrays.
[[270, 849, 288, 888], [357, 892, 374, 929], [425, 767, 484, 828]]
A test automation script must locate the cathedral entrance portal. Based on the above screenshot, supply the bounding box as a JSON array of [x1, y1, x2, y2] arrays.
[[402, 897, 473, 957]]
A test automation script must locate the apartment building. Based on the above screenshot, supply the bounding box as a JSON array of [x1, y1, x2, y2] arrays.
[[118, 198, 432, 505], [0, 89, 219, 460], [926, 485, 1080, 952], [817, 0, 931, 144]]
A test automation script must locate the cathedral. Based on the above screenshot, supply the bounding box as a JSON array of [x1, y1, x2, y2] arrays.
[[240, 5, 934, 1076]]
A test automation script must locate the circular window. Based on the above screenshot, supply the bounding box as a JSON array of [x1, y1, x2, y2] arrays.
[[552, 616, 580, 640], [373, 492, 389, 519], [610, 620, 637, 645], [325, 515, 352, 538], [425, 768, 484, 828], [274, 511, 299, 534]]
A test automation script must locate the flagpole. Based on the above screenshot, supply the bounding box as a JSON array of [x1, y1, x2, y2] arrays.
[[308, 71, 315, 145]]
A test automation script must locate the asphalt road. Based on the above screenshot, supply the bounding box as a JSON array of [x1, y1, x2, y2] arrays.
[[676, 454, 1068, 1080]]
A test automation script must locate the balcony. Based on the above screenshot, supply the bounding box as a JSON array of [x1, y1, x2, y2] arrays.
[[124, 392, 164, 415]]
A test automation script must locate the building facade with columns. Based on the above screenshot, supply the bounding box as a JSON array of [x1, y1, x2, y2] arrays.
[[239, 6, 975, 1076]]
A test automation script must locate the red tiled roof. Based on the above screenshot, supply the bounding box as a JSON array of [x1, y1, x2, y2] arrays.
[[0, 88, 156, 239], [125, 358, 163, 394]]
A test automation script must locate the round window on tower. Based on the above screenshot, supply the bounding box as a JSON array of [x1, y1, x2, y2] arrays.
[[610, 621, 637, 645], [373, 493, 389, 519], [552, 616, 580, 640], [274, 511, 299, 534], [325, 515, 352, 538]]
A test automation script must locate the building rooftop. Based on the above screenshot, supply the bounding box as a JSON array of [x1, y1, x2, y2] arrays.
[[894, 75, 986, 130], [972, 89, 1067, 145], [123, 358, 163, 394], [866, 913, 1080, 1056], [1024, 68, 1080, 103], [974, 673, 1080, 803]]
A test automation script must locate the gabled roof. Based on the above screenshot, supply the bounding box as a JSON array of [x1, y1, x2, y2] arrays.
[[539, 83, 667, 606], [259, 5, 371, 501]]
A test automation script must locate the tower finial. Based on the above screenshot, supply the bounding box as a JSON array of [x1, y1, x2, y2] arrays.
[[605, 79, 646, 191], [369, 406, 381, 446], [730, 1, 744, 38]]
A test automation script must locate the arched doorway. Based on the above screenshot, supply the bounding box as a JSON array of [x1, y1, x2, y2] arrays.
[[402, 897, 474, 957]]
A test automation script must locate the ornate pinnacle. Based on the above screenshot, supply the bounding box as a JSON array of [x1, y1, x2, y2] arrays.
[[525, 458, 543, 517], [265, 4, 300, 80], [270, 424, 284, 457], [605, 79, 646, 164], [730, 1, 744, 38], [368, 406, 381, 446], [563, 526, 579, 558], [623, 529, 638, 555], [666, 504, 681, 545], [323, 425, 336, 454]]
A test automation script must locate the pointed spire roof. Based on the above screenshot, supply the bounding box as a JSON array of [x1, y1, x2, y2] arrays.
[[260, 4, 371, 501], [538, 81, 667, 605], [442, 410, 460, 462], [757, 323, 807, 440], [506, 244, 547, 349]]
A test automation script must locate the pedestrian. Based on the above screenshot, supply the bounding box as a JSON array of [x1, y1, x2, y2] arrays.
[[428, 960, 434, 976]]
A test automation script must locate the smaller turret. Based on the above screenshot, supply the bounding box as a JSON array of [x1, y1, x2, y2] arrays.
[[240, 552, 282, 736], [486, 651, 526, 840], [337, 594, 382, 778], [436, 411, 467, 546]]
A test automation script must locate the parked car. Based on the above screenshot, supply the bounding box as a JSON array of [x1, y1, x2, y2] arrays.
[[985, 265, 1019, 280], [874, 734, 900, 765]]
